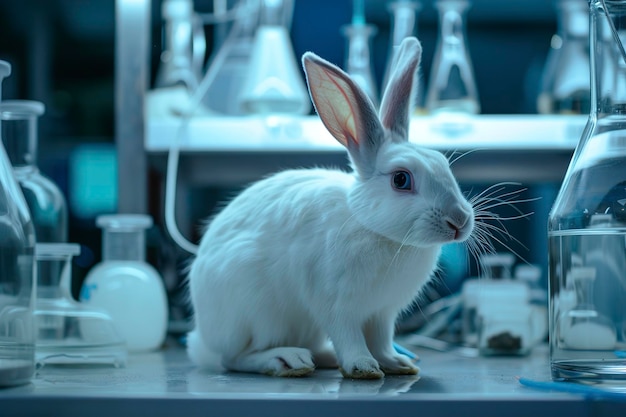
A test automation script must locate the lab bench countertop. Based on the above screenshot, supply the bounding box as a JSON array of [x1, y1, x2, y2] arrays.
[[1, 343, 624, 417]]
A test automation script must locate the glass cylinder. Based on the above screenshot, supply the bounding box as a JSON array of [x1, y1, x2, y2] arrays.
[[0, 100, 68, 244], [0, 61, 36, 387], [80, 214, 168, 352], [548, 0, 626, 382], [425, 0, 480, 116]]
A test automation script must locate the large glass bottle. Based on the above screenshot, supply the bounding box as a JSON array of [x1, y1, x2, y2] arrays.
[[0, 61, 36, 387], [548, 0, 626, 382], [0, 100, 68, 245]]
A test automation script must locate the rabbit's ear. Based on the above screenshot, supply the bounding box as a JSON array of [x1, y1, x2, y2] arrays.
[[302, 52, 384, 179], [379, 37, 422, 142]]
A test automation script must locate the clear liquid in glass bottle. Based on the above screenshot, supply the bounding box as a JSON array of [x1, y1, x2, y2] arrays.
[[548, 0, 626, 383]]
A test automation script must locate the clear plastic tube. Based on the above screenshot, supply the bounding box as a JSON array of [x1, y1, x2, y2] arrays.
[[165, 1, 250, 255]]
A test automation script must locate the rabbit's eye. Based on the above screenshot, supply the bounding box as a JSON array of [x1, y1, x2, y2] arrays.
[[392, 170, 413, 191]]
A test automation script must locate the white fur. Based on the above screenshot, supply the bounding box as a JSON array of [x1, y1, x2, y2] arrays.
[[187, 37, 474, 379]]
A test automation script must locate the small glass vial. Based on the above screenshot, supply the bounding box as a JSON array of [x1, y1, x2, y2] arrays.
[[341, 23, 379, 107], [0, 100, 68, 244], [0, 60, 36, 387], [80, 214, 168, 352]]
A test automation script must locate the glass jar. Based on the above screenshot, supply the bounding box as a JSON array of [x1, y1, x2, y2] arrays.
[[548, 0, 626, 382], [0, 61, 36, 387]]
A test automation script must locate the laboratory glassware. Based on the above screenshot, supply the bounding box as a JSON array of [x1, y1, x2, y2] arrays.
[[203, 0, 259, 115], [34, 243, 126, 367], [80, 214, 168, 352], [548, 0, 626, 382], [382, 1, 423, 112], [155, 0, 206, 91], [341, 0, 379, 107], [0, 100, 68, 245], [425, 0, 480, 116], [238, 0, 311, 115], [538, 0, 590, 115], [0, 60, 36, 387]]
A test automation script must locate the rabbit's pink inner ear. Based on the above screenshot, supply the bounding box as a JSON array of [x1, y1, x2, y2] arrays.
[[303, 54, 359, 149]]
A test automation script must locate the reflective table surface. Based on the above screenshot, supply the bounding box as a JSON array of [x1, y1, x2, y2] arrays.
[[1, 342, 624, 417]]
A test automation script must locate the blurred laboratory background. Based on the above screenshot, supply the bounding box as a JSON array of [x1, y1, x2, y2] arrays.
[[0, 0, 583, 339]]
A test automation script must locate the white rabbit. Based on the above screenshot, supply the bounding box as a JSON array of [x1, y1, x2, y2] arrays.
[[186, 37, 474, 379]]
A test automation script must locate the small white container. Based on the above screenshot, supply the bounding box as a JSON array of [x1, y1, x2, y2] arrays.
[[80, 215, 168, 352]]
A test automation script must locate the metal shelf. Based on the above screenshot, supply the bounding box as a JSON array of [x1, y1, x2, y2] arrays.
[[146, 114, 585, 185]]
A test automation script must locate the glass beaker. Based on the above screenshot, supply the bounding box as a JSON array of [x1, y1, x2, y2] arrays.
[[382, 1, 423, 112], [0, 61, 36, 387], [0, 100, 68, 245], [80, 214, 168, 352], [34, 243, 126, 367], [548, 0, 626, 383], [425, 0, 480, 116], [538, 0, 591, 115]]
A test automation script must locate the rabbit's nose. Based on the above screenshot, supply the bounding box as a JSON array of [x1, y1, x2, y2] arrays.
[[445, 205, 473, 240]]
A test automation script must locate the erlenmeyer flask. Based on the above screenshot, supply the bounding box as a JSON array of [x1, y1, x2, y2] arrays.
[[0, 100, 68, 245], [238, 0, 311, 115], [0, 61, 36, 387], [425, 0, 480, 116], [203, 0, 260, 115], [537, 0, 590, 115], [548, 0, 626, 383], [382, 1, 423, 112]]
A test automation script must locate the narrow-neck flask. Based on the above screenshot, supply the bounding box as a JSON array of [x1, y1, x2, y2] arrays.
[[548, 0, 626, 382], [0, 100, 68, 244], [80, 215, 168, 352], [0, 61, 36, 387], [538, 0, 591, 114], [425, 0, 480, 116]]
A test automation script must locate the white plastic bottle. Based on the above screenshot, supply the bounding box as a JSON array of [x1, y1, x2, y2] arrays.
[[80, 214, 168, 352]]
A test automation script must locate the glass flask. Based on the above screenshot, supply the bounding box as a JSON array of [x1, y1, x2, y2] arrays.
[[425, 0, 480, 116], [34, 243, 126, 367], [548, 0, 626, 383], [0, 100, 68, 245], [341, 23, 379, 108], [238, 0, 311, 115], [538, 0, 591, 115], [80, 215, 168, 352], [0, 60, 36, 387], [382, 1, 423, 112], [155, 0, 205, 91], [203, 0, 259, 115]]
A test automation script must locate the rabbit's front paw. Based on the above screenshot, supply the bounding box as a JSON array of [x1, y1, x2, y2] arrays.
[[265, 347, 315, 377], [378, 353, 419, 375], [339, 356, 384, 379]]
